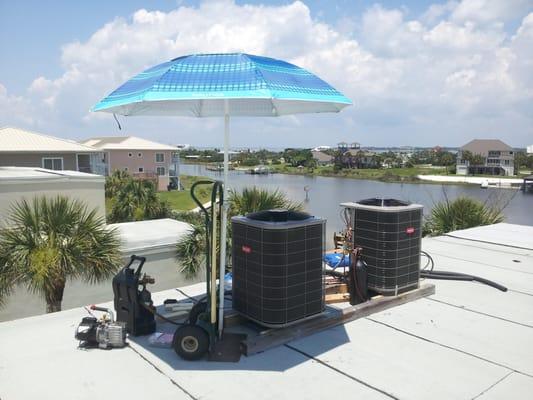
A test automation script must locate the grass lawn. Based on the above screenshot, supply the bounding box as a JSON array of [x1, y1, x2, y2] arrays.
[[106, 175, 213, 215], [158, 175, 212, 211]]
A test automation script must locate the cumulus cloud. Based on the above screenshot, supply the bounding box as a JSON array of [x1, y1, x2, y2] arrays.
[[2, 0, 532, 146], [0, 83, 35, 126], [451, 0, 532, 23]]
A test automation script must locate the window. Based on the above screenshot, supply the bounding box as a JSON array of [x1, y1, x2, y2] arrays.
[[138, 152, 143, 158], [155, 153, 165, 163], [138, 167, 144, 173], [128, 153, 132, 157], [156, 166, 166, 176], [42, 157, 63, 170]]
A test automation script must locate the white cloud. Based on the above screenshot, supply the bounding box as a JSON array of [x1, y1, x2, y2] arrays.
[[2, 0, 532, 146], [422, 1, 458, 25], [0, 83, 35, 126], [451, 0, 532, 23]]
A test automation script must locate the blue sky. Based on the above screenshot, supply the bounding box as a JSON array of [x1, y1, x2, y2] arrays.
[[1, 0, 532, 148], [0, 1, 441, 93]]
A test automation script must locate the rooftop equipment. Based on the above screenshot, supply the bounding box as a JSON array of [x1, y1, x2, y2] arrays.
[[75, 305, 126, 349], [112, 256, 156, 336], [232, 210, 325, 327], [341, 198, 423, 295]]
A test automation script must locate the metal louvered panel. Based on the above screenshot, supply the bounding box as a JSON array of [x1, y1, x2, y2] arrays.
[[342, 199, 423, 295], [231, 215, 325, 328]]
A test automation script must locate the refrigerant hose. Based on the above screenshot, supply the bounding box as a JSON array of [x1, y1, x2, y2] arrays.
[[420, 251, 507, 292], [420, 270, 507, 292]]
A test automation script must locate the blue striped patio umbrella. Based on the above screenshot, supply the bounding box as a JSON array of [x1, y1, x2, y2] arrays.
[[93, 53, 352, 336]]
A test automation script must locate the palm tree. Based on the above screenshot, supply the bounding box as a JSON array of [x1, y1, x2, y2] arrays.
[[105, 170, 130, 198], [440, 152, 456, 174], [423, 196, 504, 237], [176, 187, 303, 279], [108, 179, 171, 223], [229, 186, 303, 216], [0, 196, 121, 313], [176, 223, 207, 279]]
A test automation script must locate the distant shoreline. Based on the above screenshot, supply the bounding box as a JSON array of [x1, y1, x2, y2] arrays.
[[182, 161, 523, 188]]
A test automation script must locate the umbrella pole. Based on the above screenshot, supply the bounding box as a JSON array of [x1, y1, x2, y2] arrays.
[[218, 99, 230, 338]]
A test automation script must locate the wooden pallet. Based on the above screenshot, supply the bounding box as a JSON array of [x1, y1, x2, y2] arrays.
[[234, 283, 435, 356]]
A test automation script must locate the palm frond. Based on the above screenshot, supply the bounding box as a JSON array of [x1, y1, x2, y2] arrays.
[[0, 196, 121, 310], [176, 224, 206, 280], [229, 186, 303, 217], [174, 186, 302, 279], [423, 196, 504, 237]]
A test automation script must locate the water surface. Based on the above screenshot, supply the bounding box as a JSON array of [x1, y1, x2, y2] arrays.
[[182, 164, 533, 243]]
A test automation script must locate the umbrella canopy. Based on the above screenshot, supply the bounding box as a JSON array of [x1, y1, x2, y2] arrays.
[[92, 53, 351, 117], [93, 52, 351, 339]]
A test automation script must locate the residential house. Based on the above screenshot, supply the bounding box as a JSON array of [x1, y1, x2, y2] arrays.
[[311, 150, 333, 166], [0, 126, 104, 174], [456, 139, 515, 176], [340, 149, 380, 169], [82, 136, 178, 191]]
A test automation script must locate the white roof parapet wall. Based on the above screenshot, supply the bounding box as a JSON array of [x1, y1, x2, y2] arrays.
[[107, 218, 193, 256], [0, 167, 105, 224]]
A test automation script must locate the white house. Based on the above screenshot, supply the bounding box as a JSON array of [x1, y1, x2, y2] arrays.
[[456, 139, 515, 176]]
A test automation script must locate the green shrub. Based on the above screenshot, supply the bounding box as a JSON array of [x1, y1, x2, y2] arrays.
[[423, 196, 504, 236]]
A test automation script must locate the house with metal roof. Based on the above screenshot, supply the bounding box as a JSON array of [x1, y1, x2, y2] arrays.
[[456, 139, 515, 176], [81, 136, 179, 191], [0, 126, 104, 174], [311, 150, 333, 166]]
